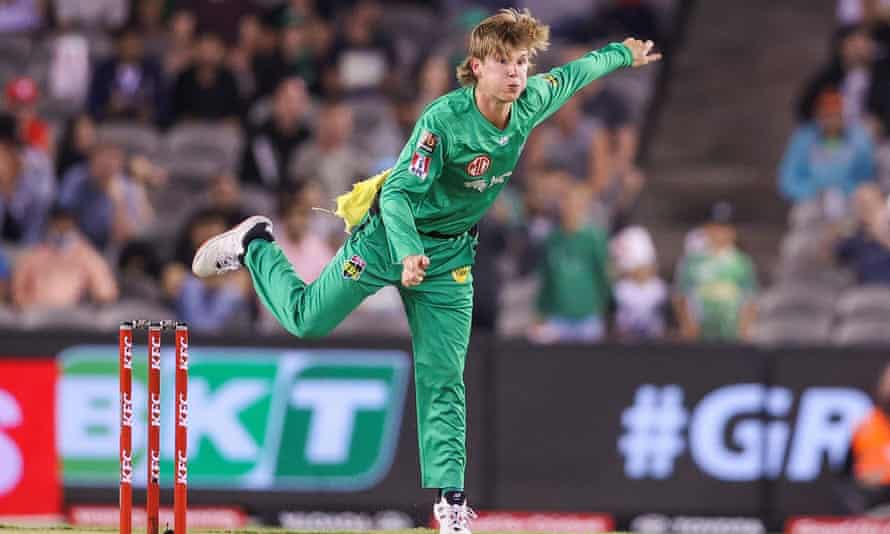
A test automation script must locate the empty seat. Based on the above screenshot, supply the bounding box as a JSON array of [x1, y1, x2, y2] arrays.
[[99, 122, 161, 158], [163, 122, 243, 183], [788, 200, 828, 229], [756, 285, 836, 320], [779, 228, 832, 269], [836, 285, 890, 321], [833, 319, 890, 346], [750, 314, 833, 346]]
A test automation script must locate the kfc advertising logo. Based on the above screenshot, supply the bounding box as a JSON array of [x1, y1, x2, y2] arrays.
[[0, 360, 60, 515]]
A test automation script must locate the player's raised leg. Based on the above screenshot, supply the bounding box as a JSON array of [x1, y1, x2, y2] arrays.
[[191, 214, 386, 338], [401, 269, 475, 534]]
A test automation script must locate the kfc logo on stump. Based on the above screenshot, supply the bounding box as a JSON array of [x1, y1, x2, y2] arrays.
[[466, 155, 491, 177]]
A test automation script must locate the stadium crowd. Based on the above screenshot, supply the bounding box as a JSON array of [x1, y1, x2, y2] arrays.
[[0, 0, 778, 344], [751, 0, 890, 346]]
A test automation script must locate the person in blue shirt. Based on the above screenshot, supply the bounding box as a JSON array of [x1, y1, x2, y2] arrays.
[[779, 89, 876, 203]]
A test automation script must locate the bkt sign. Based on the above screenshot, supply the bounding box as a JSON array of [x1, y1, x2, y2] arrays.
[[618, 383, 872, 482]]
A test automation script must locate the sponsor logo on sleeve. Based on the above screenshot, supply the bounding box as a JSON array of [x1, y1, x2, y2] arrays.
[[342, 255, 367, 281], [544, 73, 559, 87], [416, 130, 439, 153], [409, 153, 431, 180], [466, 155, 491, 177]]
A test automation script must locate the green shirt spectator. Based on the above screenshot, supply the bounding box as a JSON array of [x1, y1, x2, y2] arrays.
[[674, 202, 758, 342], [533, 187, 611, 343]]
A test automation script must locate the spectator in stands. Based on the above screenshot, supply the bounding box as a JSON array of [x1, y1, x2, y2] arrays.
[[797, 26, 880, 130], [848, 362, 890, 509], [322, 0, 397, 97], [169, 32, 242, 125], [161, 9, 196, 77], [416, 54, 453, 111], [525, 97, 611, 191], [163, 209, 252, 333], [835, 183, 890, 284], [673, 202, 758, 342], [273, 182, 333, 283], [291, 98, 371, 199], [129, 0, 166, 59], [524, 96, 623, 226], [531, 186, 611, 343], [180, 0, 257, 47], [59, 143, 153, 251], [253, 13, 326, 99], [87, 26, 165, 123], [779, 89, 876, 204], [117, 238, 163, 302], [838, 0, 890, 28], [5, 77, 50, 154], [55, 114, 97, 178], [11, 206, 118, 311], [0, 0, 42, 33], [53, 0, 128, 31], [611, 225, 667, 340], [0, 118, 55, 244], [241, 77, 311, 189], [228, 13, 263, 98]]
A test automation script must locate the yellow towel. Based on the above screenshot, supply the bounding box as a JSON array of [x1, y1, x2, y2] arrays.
[[332, 168, 391, 233]]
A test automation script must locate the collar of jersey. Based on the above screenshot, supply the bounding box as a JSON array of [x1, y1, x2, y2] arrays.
[[469, 86, 515, 134]]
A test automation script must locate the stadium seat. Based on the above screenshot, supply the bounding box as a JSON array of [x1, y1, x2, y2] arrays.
[[788, 199, 827, 229], [750, 314, 833, 346], [836, 285, 890, 321], [832, 319, 890, 346], [99, 122, 162, 159], [497, 277, 539, 338], [163, 122, 243, 184], [756, 284, 836, 320]]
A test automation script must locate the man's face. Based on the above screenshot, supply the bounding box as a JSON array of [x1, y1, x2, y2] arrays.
[[704, 222, 736, 251], [273, 78, 308, 124], [473, 47, 529, 103], [817, 108, 844, 136], [89, 146, 123, 181]]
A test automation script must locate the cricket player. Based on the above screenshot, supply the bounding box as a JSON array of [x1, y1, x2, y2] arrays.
[[192, 8, 660, 533]]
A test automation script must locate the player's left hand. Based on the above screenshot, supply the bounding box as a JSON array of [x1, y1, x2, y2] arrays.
[[622, 38, 662, 67]]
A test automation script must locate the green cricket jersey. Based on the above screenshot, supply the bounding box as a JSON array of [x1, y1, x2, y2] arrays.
[[379, 42, 633, 264], [537, 224, 611, 319]]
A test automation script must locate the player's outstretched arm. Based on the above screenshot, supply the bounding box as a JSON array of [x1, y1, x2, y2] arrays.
[[622, 38, 662, 68]]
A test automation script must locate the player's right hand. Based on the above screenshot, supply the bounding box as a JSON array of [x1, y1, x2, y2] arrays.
[[622, 37, 662, 67], [401, 255, 430, 287]]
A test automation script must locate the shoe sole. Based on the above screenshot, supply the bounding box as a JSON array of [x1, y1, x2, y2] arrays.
[[191, 215, 272, 277]]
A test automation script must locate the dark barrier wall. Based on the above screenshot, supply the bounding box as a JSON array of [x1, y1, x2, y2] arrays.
[[1, 329, 885, 529]]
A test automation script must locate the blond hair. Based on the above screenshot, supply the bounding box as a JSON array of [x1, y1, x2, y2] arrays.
[[456, 8, 550, 87]]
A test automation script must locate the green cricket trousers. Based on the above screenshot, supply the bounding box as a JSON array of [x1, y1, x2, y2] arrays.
[[243, 212, 476, 489]]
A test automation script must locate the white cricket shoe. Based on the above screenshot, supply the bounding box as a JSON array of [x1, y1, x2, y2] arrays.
[[191, 215, 273, 278], [434, 496, 476, 534]]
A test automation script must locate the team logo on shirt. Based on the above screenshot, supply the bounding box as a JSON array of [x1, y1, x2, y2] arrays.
[[466, 155, 491, 177], [410, 152, 431, 180], [416, 130, 439, 153], [451, 266, 471, 284], [342, 254, 366, 281]]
